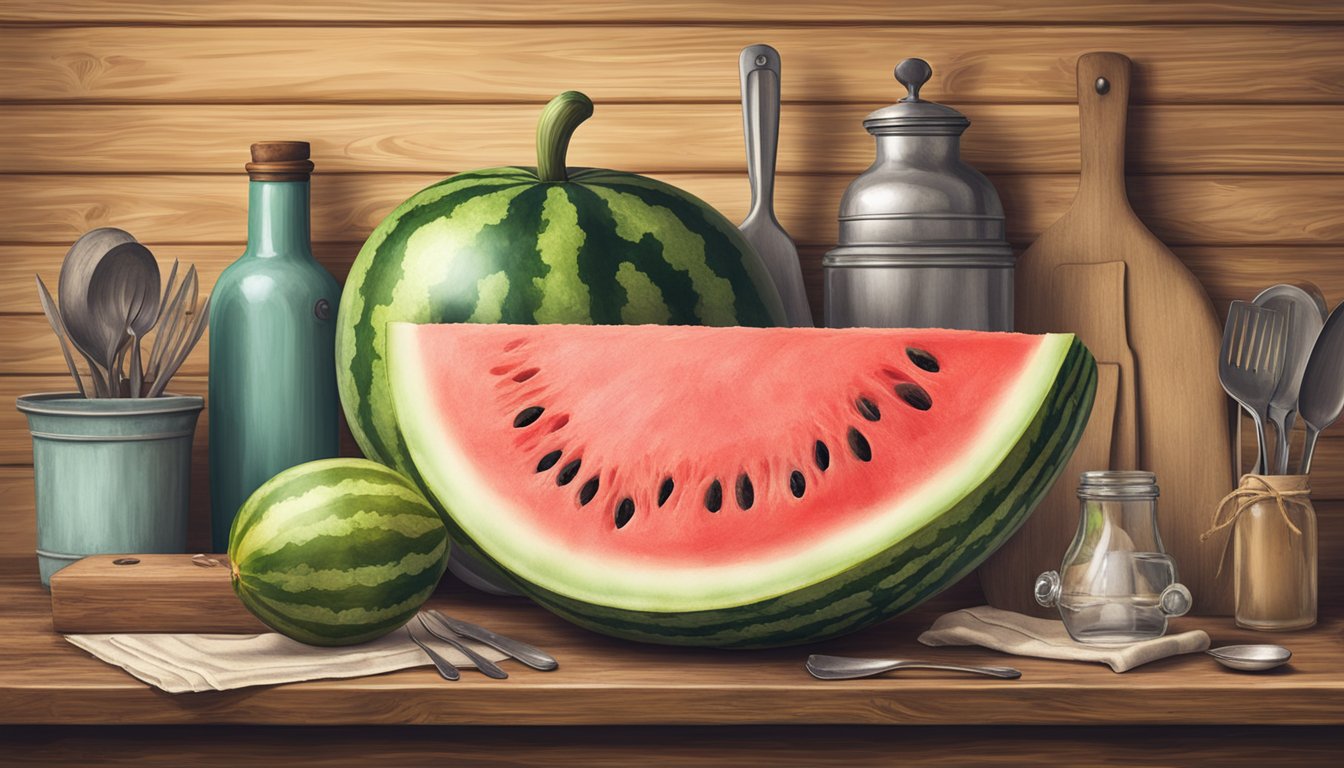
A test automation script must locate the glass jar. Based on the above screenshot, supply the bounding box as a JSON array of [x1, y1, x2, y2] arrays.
[[1035, 471, 1191, 644], [1231, 475, 1316, 631]]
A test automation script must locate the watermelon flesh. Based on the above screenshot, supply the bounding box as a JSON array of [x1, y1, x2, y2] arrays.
[[389, 323, 1096, 647]]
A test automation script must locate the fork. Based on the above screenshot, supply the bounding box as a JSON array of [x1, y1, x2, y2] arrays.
[[1220, 301, 1289, 475]]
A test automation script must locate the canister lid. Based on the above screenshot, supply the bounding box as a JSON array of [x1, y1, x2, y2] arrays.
[[863, 59, 970, 136], [1077, 470, 1160, 499]]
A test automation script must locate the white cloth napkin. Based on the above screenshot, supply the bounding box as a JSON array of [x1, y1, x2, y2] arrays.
[[65, 615, 510, 693], [918, 606, 1210, 673]]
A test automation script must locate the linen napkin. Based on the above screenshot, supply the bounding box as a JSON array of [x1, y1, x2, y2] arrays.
[[65, 614, 510, 693], [918, 606, 1210, 673]]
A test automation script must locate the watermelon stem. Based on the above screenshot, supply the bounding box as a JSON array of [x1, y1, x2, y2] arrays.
[[536, 91, 594, 183]]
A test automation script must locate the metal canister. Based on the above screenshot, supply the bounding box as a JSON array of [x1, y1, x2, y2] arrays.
[[824, 58, 1013, 331]]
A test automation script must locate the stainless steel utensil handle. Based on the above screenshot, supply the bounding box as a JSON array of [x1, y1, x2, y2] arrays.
[[740, 44, 781, 220], [406, 624, 459, 681], [1248, 406, 1270, 476], [1300, 425, 1322, 475], [429, 610, 558, 671], [805, 654, 1021, 680], [418, 614, 508, 679]]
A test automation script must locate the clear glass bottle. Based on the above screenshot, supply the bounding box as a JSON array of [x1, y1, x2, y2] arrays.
[[1035, 471, 1191, 644], [1233, 474, 1316, 631], [208, 142, 341, 551]]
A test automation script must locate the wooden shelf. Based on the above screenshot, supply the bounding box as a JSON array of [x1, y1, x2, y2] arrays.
[[1, 557, 1341, 727]]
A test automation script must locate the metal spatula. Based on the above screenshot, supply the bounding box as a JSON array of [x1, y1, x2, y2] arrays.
[[1219, 301, 1288, 475], [738, 44, 812, 327]]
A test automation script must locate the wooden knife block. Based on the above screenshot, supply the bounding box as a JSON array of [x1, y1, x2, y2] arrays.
[[50, 554, 266, 634]]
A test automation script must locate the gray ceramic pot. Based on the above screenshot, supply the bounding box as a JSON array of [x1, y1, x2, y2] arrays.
[[16, 393, 203, 586]]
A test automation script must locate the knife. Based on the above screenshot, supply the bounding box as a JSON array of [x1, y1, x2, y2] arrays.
[[427, 610, 559, 671]]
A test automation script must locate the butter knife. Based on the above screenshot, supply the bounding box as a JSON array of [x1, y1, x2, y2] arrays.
[[428, 610, 558, 671]]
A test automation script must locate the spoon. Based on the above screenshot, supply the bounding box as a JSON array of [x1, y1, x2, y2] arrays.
[[1207, 644, 1292, 672], [1253, 285, 1327, 473], [805, 654, 1021, 680], [1297, 300, 1344, 473], [87, 241, 159, 396], [58, 228, 137, 384], [416, 614, 508, 679]]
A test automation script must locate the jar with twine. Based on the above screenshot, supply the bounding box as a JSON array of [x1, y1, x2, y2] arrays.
[[1203, 475, 1316, 631]]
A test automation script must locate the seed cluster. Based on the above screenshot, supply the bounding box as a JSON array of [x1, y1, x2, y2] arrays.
[[501, 346, 939, 530]]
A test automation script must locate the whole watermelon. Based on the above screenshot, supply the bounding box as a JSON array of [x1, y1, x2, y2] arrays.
[[336, 91, 787, 591], [228, 458, 449, 646]]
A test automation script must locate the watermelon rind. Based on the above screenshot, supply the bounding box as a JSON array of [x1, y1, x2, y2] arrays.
[[389, 325, 1096, 648], [227, 458, 450, 647]]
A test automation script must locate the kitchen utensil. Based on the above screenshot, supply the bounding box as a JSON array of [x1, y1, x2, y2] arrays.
[[1207, 644, 1292, 672], [50, 555, 264, 633], [58, 228, 137, 383], [416, 613, 508, 679], [981, 52, 1235, 615], [428, 610, 558, 671], [1220, 301, 1288, 475], [824, 57, 1013, 331], [406, 619, 460, 681], [804, 654, 1021, 681], [737, 44, 811, 327], [1253, 285, 1327, 473], [1034, 471, 1192, 644], [144, 265, 210, 398], [1297, 300, 1344, 474], [87, 240, 159, 395], [35, 276, 88, 397]]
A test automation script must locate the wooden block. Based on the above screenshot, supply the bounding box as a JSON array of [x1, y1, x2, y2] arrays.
[[49, 554, 266, 634]]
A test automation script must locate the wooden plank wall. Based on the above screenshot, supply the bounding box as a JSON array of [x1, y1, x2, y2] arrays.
[[1, 1, 1342, 587]]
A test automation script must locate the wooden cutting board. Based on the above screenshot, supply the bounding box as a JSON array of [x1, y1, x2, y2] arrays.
[[50, 554, 265, 633], [977, 52, 1235, 616]]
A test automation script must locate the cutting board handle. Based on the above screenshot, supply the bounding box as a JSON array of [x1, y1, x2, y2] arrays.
[[1076, 52, 1132, 207]]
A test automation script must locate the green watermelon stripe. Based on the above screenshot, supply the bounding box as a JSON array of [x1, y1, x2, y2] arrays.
[[441, 339, 1094, 647], [228, 458, 450, 647]]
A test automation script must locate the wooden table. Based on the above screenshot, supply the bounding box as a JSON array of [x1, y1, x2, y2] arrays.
[[1, 555, 1341, 765]]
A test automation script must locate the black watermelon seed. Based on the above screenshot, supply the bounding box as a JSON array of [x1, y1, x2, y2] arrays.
[[736, 474, 754, 510], [513, 406, 544, 428], [895, 382, 933, 411], [847, 427, 872, 462], [536, 450, 562, 472], [814, 440, 830, 471], [578, 476, 600, 505], [705, 480, 723, 512], [907, 347, 940, 373], [657, 477, 675, 507], [556, 459, 582, 486], [789, 471, 806, 498], [856, 397, 880, 421], [615, 498, 636, 529]]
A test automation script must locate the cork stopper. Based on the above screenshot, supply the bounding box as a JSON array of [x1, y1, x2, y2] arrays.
[[246, 141, 314, 181]]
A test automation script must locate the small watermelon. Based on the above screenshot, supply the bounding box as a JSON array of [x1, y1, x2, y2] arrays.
[[228, 458, 449, 646], [336, 93, 787, 579], [387, 323, 1096, 648]]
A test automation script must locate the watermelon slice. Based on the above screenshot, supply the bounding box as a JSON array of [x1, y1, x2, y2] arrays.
[[388, 323, 1095, 647]]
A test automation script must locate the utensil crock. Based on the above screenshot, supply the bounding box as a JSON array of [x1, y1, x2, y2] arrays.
[[16, 393, 203, 586]]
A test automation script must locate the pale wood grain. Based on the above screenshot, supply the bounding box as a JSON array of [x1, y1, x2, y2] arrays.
[[50, 555, 265, 634], [4, 104, 1343, 175], [3, 26, 1343, 104], [6, 0, 1343, 23], [7, 244, 1344, 318], [1, 556, 1343, 726], [2, 173, 1341, 251]]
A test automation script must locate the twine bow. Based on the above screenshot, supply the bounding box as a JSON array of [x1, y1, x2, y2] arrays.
[[1202, 476, 1310, 577]]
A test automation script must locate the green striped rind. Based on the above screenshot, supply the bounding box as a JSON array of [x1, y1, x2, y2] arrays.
[[227, 459, 450, 647], [445, 338, 1096, 648], [335, 166, 787, 477]]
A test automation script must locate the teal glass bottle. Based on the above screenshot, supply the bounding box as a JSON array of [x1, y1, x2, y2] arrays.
[[209, 142, 341, 551]]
